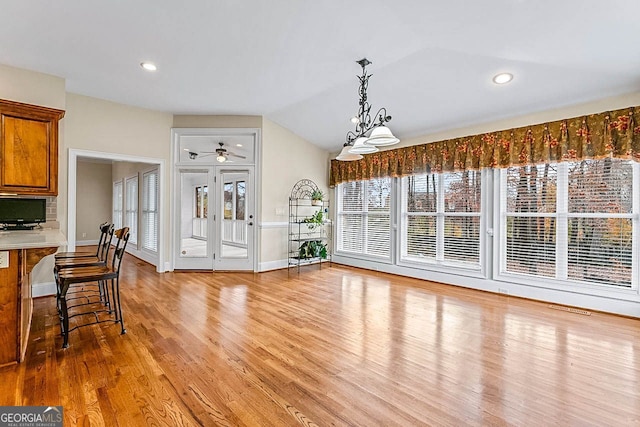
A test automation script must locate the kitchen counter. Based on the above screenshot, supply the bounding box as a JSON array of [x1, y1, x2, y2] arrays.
[[0, 228, 67, 250]]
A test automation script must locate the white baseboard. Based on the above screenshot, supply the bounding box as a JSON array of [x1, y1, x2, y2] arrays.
[[259, 259, 288, 272], [76, 239, 100, 246], [33, 281, 56, 298]]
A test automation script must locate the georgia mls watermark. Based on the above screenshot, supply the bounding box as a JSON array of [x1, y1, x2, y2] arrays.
[[0, 406, 62, 427]]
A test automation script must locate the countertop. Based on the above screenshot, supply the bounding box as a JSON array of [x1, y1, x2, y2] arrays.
[[0, 228, 67, 250]]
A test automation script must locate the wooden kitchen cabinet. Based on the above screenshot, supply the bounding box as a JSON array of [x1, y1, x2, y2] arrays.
[[0, 99, 65, 195]]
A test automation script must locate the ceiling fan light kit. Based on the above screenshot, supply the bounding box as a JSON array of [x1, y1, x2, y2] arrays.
[[184, 142, 247, 162], [338, 58, 399, 161]]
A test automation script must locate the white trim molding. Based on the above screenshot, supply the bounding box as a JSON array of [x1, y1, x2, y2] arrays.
[[68, 148, 167, 272]]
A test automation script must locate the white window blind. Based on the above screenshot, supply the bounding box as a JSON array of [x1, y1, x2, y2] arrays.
[[112, 180, 123, 230], [142, 169, 159, 252], [566, 159, 634, 286], [504, 164, 557, 278], [125, 176, 138, 245], [337, 178, 391, 259], [501, 159, 637, 288], [401, 171, 481, 267]]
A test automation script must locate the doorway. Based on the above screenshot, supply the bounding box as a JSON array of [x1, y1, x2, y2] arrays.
[[171, 127, 259, 272]]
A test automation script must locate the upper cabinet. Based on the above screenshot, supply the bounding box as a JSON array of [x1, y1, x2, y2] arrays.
[[0, 99, 65, 195]]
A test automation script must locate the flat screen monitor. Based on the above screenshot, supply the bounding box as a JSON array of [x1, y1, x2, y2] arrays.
[[0, 198, 47, 229]]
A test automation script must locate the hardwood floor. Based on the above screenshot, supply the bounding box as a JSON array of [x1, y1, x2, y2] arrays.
[[1, 258, 639, 426]]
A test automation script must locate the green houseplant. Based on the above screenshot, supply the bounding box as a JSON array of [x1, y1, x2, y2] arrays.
[[311, 190, 324, 206], [299, 240, 327, 259], [302, 210, 324, 230]]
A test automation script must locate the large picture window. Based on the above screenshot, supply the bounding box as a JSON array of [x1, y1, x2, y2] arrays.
[[500, 158, 638, 288], [336, 178, 392, 259], [401, 170, 482, 268]]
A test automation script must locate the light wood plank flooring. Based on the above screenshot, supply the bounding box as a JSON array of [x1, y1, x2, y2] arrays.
[[1, 258, 639, 426]]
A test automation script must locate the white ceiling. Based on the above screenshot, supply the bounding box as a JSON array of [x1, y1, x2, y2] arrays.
[[1, 0, 639, 151]]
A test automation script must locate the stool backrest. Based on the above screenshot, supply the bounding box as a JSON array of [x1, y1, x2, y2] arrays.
[[111, 227, 130, 273], [94, 222, 112, 257], [98, 224, 116, 262]]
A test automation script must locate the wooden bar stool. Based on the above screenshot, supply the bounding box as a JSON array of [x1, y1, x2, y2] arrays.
[[56, 227, 130, 348]]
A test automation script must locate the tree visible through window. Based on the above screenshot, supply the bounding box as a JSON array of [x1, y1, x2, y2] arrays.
[[502, 158, 636, 287]]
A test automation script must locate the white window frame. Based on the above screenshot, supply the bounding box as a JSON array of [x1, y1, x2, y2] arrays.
[[335, 178, 393, 263], [398, 171, 483, 272], [142, 169, 159, 253], [125, 175, 138, 246], [495, 161, 639, 294], [112, 180, 123, 230]]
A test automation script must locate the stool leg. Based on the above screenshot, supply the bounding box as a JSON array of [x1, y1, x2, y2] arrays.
[[59, 290, 70, 349], [114, 277, 126, 334]]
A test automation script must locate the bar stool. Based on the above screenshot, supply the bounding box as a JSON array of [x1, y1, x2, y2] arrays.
[[56, 227, 130, 348], [54, 224, 115, 307]]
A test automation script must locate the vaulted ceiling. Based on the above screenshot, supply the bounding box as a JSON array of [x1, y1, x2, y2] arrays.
[[1, 0, 639, 151]]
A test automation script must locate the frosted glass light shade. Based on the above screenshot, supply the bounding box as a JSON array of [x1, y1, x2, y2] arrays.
[[366, 125, 399, 146], [336, 145, 363, 161], [349, 137, 379, 154]]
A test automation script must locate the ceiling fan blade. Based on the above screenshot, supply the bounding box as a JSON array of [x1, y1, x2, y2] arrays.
[[227, 151, 246, 159]]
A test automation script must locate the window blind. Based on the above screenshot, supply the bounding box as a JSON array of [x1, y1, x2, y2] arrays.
[[502, 159, 636, 288], [112, 180, 123, 230], [401, 171, 481, 267], [337, 178, 391, 259], [142, 170, 159, 252], [125, 176, 138, 245]]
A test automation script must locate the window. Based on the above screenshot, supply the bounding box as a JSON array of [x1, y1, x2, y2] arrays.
[[195, 185, 208, 218], [336, 178, 392, 259], [112, 180, 123, 230], [401, 170, 482, 268], [500, 158, 638, 288], [125, 176, 138, 245], [142, 169, 159, 252]]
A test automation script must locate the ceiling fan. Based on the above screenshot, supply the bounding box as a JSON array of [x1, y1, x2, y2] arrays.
[[184, 142, 246, 163]]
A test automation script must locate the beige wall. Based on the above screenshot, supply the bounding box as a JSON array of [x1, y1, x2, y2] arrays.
[[63, 93, 173, 269], [76, 160, 112, 242], [173, 115, 262, 128], [0, 63, 65, 109], [260, 118, 330, 265]]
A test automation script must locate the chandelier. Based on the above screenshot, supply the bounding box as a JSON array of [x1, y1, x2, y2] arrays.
[[336, 58, 399, 161]]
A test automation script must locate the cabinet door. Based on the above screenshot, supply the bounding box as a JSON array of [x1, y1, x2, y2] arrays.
[[0, 100, 64, 195], [1, 116, 51, 192]]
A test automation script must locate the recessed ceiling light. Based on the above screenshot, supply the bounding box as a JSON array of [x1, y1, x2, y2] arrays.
[[236, 144, 243, 147], [140, 62, 157, 72], [493, 73, 513, 84]]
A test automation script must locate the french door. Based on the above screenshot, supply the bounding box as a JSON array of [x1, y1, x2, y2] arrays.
[[215, 167, 254, 271], [173, 166, 254, 270]]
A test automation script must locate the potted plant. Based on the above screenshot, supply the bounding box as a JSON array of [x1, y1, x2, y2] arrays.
[[311, 190, 324, 206], [299, 240, 328, 259], [302, 210, 324, 230]]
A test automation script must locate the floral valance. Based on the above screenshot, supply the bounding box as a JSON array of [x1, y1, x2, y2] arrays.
[[330, 106, 640, 186]]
